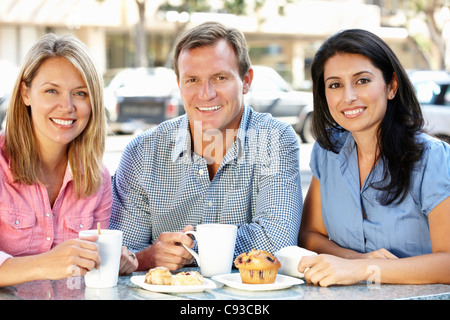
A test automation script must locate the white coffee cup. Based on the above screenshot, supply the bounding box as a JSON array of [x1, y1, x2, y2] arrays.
[[182, 224, 237, 277], [274, 246, 317, 278], [78, 229, 123, 288]]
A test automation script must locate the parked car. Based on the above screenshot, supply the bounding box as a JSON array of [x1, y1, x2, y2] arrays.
[[295, 103, 314, 143], [104, 65, 312, 134], [295, 70, 450, 143], [246, 66, 312, 126], [408, 70, 450, 142], [0, 60, 19, 130], [103, 67, 182, 133]]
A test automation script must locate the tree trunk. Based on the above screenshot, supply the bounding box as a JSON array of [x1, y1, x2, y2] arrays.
[[135, 0, 148, 67]]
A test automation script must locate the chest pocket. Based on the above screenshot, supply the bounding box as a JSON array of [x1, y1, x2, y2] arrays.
[[0, 206, 36, 256], [63, 213, 94, 241]]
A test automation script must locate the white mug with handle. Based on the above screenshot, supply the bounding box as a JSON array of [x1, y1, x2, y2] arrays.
[[182, 224, 237, 277]]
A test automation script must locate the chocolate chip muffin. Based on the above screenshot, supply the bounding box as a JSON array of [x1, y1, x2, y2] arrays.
[[234, 249, 281, 284]]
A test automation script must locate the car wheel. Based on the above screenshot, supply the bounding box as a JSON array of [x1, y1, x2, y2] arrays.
[[300, 113, 314, 143]]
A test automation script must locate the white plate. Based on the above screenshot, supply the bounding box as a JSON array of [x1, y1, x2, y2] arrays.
[[211, 273, 304, 291], [130, 275, 216, 293]]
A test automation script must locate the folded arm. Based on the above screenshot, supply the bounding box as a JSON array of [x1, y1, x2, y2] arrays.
[[298, 177, 450, 286]]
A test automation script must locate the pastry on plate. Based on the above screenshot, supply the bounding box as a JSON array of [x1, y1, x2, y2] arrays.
[[234, 249, 281, 284], [144, 266, 173, 285], [172, 271, 204, 286]]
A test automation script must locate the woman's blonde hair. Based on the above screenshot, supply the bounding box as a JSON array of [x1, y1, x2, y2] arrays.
[[5, 33, 107, 198]]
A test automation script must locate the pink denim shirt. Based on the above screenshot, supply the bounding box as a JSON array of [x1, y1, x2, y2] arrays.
[[0, 135, 112, 266]]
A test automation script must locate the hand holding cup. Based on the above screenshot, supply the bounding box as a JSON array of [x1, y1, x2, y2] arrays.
[[182, 224, 237, 277]]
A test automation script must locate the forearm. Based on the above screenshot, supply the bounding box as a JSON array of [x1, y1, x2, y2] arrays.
[[300, 251, 450, 286], [360, 252, 450, 285], [299, 230, 363, 259], [0, 256, 44, 287]]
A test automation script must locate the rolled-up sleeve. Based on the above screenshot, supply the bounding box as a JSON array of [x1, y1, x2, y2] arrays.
[[0, 252, 12, 267]]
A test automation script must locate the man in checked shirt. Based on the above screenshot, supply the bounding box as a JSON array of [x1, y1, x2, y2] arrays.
[[110, 22, 302, 272]]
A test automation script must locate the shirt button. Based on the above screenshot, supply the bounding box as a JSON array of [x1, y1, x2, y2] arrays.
[[46, 237, 51, 241], [79, 224, 84, 229], [45, 212, 50, 217], [15, 220, 19, 225], [208, 201, 213, 207], [199, 169, 204, 175]]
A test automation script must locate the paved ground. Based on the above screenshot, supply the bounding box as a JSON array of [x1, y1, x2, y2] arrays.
[[103, 133, 314, 198]]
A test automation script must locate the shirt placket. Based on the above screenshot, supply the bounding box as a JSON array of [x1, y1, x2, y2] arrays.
[[197, 160, 216, 224], [202, 141, 239, 224], [38, 184, 55, 253], [190, 154, 213, 223], [337, 138, 367, 253]]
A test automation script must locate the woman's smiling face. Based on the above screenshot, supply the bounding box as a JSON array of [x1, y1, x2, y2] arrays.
[[20, 56, 91, 151], [323, 53, 397, 137]]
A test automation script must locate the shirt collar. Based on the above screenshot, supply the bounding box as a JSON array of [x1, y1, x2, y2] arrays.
[[172, 114, 191, 163], [336, 131, 385, 189], [171, 104, 250, 163], [336, 131, 356, 168]]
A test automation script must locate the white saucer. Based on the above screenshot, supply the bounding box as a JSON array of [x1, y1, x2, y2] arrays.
[[211, 273, 304, 291], [130, 275, 216, 293]]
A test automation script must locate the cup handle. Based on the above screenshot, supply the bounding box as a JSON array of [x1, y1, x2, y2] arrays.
[[182, 230, 200, 267]]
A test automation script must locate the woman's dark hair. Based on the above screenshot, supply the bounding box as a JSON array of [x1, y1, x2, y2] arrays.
[[311, 29, 424, 205]]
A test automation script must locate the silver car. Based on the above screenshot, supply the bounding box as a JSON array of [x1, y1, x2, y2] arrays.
[[408, 70, 450, 142], [246, 66, 312, 126]]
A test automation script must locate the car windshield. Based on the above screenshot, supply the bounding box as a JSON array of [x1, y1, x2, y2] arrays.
[[251, 67, 292, 92], [414, 81, 450, 106], [408, 70, 450, 106], [107, 68, 178, 97]]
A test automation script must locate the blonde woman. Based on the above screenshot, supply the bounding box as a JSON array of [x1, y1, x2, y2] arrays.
[[0, 34, 137, 286]]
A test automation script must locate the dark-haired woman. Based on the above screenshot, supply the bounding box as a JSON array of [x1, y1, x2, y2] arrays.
[[298, 29, 450, 286]]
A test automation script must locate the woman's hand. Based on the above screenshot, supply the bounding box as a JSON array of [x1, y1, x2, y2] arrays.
[[37, 234, 101, 280], [298, 254, 368, 287]]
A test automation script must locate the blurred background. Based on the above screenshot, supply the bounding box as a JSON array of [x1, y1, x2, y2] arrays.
[[0, 0, 449, 142]]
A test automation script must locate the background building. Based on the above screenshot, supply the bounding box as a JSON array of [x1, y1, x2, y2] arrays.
[[0, 0, 448, 89]]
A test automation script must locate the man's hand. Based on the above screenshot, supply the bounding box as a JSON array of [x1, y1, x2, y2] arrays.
[[119, 246, 139, 275], [135, 225, 195, 271]]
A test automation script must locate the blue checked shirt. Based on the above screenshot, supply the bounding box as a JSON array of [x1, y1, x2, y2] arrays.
[[109, 104, 302, 257]]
